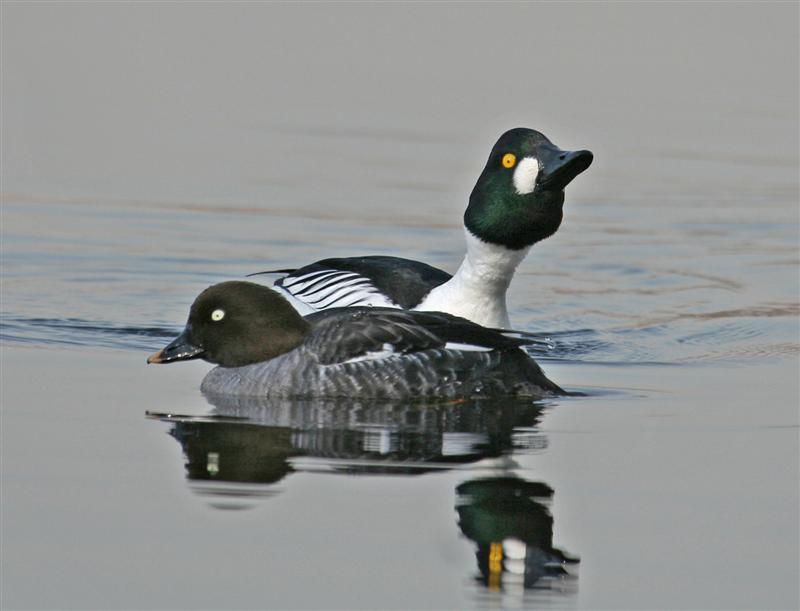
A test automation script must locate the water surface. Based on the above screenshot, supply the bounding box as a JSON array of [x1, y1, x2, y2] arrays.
[[2, 3, 798, 609]]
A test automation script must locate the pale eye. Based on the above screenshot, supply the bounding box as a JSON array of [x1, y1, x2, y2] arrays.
[[211, 309, 225, 322]]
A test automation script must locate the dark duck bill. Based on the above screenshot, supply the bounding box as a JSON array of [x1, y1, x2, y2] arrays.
[[535, 145, 594, 191], [147, 326, 205, 364]]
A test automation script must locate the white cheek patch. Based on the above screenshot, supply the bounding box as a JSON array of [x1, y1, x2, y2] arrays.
[[512, 157, 539, 195]]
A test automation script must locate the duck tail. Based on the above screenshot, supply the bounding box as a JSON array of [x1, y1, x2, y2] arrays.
[[246, 269, 296, 277]]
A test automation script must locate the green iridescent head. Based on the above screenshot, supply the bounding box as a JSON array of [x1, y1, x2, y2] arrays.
[[464, 128, 593, 250]]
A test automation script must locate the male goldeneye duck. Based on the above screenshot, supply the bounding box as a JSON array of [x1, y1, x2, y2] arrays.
[[147, 281, 565, 400], [256, 128, 593, 328]]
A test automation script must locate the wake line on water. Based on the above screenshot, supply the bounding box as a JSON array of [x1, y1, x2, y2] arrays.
[[0, 316, 180, 351], [1, 313, 608, 361]]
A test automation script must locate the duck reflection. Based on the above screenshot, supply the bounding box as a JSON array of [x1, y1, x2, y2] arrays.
[[154, 394, 548, 484], [456, 477, 578, 592], [166, 419, 297, 508], [148, 394, 577, 590]]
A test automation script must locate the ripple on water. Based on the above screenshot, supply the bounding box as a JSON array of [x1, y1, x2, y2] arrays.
[[0, 316, 180, 351]]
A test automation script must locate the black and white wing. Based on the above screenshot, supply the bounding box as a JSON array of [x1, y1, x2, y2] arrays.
[[304, 307, 534, 366], [252, 256, 453, 314]]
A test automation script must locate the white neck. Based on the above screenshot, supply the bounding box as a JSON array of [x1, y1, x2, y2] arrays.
[[415, 229, 530, 328]]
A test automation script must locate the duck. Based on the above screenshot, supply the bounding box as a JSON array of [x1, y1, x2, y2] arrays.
[[147, 281, 566, 400], [255, 128, 593, 328]]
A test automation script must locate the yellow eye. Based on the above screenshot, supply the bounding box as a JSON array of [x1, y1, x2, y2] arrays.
[[502, 153, 517, 169], [211, 309, 225, 322]]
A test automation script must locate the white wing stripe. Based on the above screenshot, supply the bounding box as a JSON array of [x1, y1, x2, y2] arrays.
[[279, 269, 334, 287], [342, 343, 396, 364], [444, 342, 494, 352], [280, 270, 342, 290], [336, 296, 372, 308], [298, 275, 368, 300], [277, 269, 401, 311], [307, 283, 383, 309], [323, 287, 385, 309], [289, 273, 352, 295], [293, 272, 362, 297], [302, 279, 375, 306]]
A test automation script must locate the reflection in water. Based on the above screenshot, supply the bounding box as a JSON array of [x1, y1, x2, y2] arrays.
[[148, 394, 577, 591], [457, 477, 578, 593], [158, 394, 549, 481], [167, 419, 296, 509]]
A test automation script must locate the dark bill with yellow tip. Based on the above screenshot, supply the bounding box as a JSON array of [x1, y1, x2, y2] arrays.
[[147, 328, 204, 364]]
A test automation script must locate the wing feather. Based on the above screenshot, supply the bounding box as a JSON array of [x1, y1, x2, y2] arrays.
[[301, 279, 375, 306], [253, 256, 452, 312], [281, 270, 345, 292], [276, 268, 398, 310], [292, 273, 362, 297], [305, 308, 534, 366]]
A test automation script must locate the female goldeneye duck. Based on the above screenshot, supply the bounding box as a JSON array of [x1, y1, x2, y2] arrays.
[[255, 127, 593, 329], [147, 281, 566, 400]]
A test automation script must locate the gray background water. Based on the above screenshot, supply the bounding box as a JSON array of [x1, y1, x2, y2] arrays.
[[2, 3, 798, 609]]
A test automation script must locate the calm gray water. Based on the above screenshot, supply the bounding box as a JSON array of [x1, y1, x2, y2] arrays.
[[2, 3, 798, 610]]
